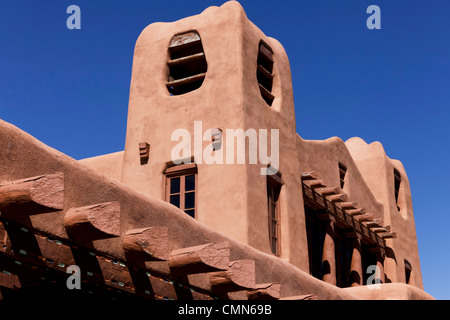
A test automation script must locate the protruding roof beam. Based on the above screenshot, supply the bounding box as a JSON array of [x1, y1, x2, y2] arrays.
[[64, 201, 121, 240], [0, 173, 64, 212], [300, 172, 318, 180], [123, 227, 169, 261], [209, 259, 256, 293], [169, 242, 230, 275]]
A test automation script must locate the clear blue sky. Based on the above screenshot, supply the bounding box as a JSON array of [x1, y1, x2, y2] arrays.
[[1, 0, 449, 299]]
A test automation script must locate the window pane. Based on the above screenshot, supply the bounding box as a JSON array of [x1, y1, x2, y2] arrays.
[[185, 174, 195, 191], [185, 192, 195, 209], [185, 209, 195, 218], [170, 194, 180, 208], [170, 177, 180, 194]]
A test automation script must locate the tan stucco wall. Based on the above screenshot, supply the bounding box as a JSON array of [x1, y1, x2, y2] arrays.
[[79, 151, 124, 182]]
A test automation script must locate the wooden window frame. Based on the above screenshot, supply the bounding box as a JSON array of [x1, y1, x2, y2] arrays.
[[267, 173, 283, 257], [257, 40, 275, 106], [165, 163, 197, 218]]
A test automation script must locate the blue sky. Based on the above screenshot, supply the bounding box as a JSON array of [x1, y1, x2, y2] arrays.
[[0, 0, 449, 299]]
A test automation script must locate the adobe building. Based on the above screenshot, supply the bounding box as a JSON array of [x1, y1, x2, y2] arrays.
[[0, 1, 433, 300]]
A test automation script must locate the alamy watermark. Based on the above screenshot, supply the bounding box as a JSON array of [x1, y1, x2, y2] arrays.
[[66, 5, 81, 30], [170, 121, 279, 175], [367, 5, 381, 30], [366, 265, 382, 289], [66, 265, 81, 290]]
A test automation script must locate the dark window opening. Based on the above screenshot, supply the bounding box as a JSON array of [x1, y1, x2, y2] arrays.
[[305, 206, 325, 280], [166, 31, 207, 95], [404, 259, 412, 284], [361, 244, 378, 285], [334, 228, 353, 288], [394, 168, 401, 211], [257, 41, 275, 106], [165, 164, 197, 218], [267, 175, 282, 256], [339, 163, 347, 189]]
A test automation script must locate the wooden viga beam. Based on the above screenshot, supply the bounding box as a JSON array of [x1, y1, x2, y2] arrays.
[[335, 201, 358, 210], [316, 187, 340, 196], [380, 232, 397, 239], [353, 213, 374, 222], [303, 179, 326, 189], [0, 173, 64, 213], [364, 219, 384, 228], [300, 172, 318, 181], [123, 227, 169, 261], [169, 242, 230, 276], [326, 194, 347, 202], [209, 260, 256, 293], [64, 201, 121, 241], [247, 283, 281, 300], [372, 226, 391, 233], [345, 208, 366, 216]]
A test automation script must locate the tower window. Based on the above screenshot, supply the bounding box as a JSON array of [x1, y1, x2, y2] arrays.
[[338, 163, 347, 189], [166, 31, 207, 95], [267, 173, 283, 256], [394, 168, 401, 210], [165, 164, 197, 218], [404, 259, 412, 284], [257, 41, 275, 106]]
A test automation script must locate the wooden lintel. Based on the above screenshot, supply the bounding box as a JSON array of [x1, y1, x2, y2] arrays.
[[0, 173, 64, 212], [209, 260, 255, 292], [367, 246, 382, 253], [123, 227, 169, 261], [316, 212, 332, 221], [64, 201, 121, 240], [247, 283, 281, 300], [343, 230, 358, 238], [169, 242, 230, 275]]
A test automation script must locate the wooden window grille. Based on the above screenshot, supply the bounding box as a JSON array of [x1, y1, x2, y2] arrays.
[[267, 173, 283, 256], [166, 31, 207, 95], [339, 162, 347, 189], [257, 41, 275, 106]]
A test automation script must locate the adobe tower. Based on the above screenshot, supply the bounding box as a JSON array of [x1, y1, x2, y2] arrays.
[[75, 1, 426, 296]]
